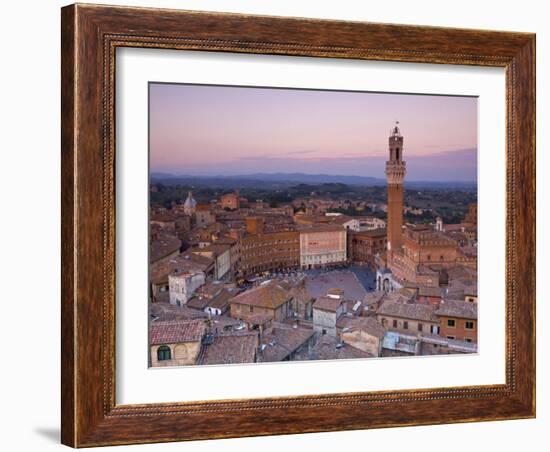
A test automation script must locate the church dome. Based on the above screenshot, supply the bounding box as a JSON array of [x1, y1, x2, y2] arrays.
[[183, 191, 197, 210]]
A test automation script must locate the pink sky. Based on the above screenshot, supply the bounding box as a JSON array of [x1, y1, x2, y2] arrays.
[[149, 83, 477, 181]]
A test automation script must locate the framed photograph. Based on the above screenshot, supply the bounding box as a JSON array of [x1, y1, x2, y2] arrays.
[[61, 3, 536, 447]]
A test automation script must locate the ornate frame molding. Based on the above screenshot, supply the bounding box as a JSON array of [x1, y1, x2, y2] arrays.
[[61, 4, 535, 447]]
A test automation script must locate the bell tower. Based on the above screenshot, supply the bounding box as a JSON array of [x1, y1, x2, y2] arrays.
[[385, 122, 406, 254]]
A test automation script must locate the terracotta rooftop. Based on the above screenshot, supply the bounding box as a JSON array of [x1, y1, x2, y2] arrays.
[[313, 296, 344, 313], [230, 281, 291, 309], [446, 276, 477, 299], [338, 316, 386, 339], [198, 332, 258, 365], [418, 286, 444, 298], [297, 223, 346, 233], [443, 223, 465, 232], [406, 229, 458, 247], [288, 283, 313, 307], [150, 252, 213, 285], [329, 215, 354, 225], [382, 290, 415, 305], [436, 299, 478, 320], [150, 210, 177, 223], [214, 235, 237, 246], [150, 302, 209, 322], [195, 280, 225, 298], [185, 297, 210, 311], [363, 291, 385, 307], [377, 301, 439, 323], [309, 335, 374, 361], [208, 287, 240, 310], [352, 228, 387, 238], [260, 325, 315, 362], [191, 243, 231, 257], [150, 319, 206, 345], [447, 265, 477, 281], [149, 234, 181, 264]]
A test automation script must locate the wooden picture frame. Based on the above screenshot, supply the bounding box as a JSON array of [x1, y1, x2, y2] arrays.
[[61, 3, 536, 447]]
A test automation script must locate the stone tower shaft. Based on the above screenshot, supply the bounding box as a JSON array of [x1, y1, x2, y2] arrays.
[[385, 124, 406, 252]]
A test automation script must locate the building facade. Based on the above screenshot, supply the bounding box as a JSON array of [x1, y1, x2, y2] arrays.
[[436, 299, 478, 342], [195, 204, 215, 227], [349, 228, 387, 268], [229, 282, 293, 323], [312, 293, 346, 337], [240, 230, 300, 275], [191, 244, 231, 281], [299, 225, 347, 269], [150, 320, 206, 367], [168, 270, 206, 306], [220, 191, 240, 210], [377, 301, 440, 336]]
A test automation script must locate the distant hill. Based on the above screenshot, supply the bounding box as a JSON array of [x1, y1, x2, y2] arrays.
[[226, 172, 386, 186], [150, 172, 476, 191]]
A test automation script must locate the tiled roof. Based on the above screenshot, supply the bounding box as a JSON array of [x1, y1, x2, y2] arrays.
[[446, 276, 477, 299], [443, 224, 465, 232], [436, 299, 478, 320], [330, 215, 354, 225], [288, 283, 313, 307], [230, 281, 290, 309], [418, 286, 444, 298], [192, 243, 231, 257], [382, 290, 415, 305], [150, 211, 177, 222], [363, 291, 385, 307], [149, 302, 208, 322], [297, 223, 346, 233], [377, 301, 439, 323], [446, 265, 477, 281], [185, 297, 210, 310], [150, 234, 181, 264], [338, 316, 386, 339], [260, 325, 315, 362], [313, 296, 343, 313], [352, 228, 387, 238], [214, 235, 237, 246], [150, 319, 206, 345], [150, 253, 212, 285], [198, 332, 258, 365], [209, 288, 239, 309], [309, 335, 374, 361]]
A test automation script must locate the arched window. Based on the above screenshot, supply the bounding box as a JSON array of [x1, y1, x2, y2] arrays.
[[157, 345, 171, 361]]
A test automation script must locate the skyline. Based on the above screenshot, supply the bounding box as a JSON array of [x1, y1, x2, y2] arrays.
[[149, 83, 478, 182]]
